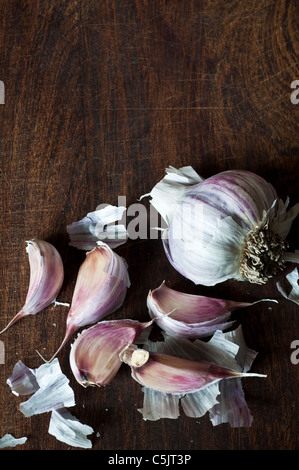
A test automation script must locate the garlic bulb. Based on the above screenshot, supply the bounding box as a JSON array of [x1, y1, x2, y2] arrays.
[[0, 239, 64, 334], [146, 167, 299, 286]]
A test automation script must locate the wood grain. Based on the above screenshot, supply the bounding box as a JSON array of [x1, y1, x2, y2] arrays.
[[0, 0, 298, 451]]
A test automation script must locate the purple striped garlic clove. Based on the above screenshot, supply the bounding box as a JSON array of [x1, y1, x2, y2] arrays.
[[48, 242, 131, 361], [147, 282, 276, 339], [70, 319, 153, 387], [129, 326, 266, 423], [120, 344, 266, 395], [0, 239, 64, 335]]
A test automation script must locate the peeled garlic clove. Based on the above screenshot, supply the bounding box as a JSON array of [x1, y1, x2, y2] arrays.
[[48, 242, 130, 361], [147, 282, 277, 339], [67, 204, 128, 250], [70, 319, 153, 387], [0, 239, 64, 334], [120, 345, 266, 395]]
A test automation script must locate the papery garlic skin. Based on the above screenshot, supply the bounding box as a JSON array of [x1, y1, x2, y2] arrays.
[[67, 204, 128, 250], [18, 358, 75, 417], [7, 358, 87, 446], [144, 165, 203, 226], [277, 267, 299, 305], [0, 239, 64, 334], [48, 242, 130, 361], [70, 319, 152, 387], [120, 344, 265, 395], [7, 358, 76, 417], [6, 360, 39, 396], [0, 434, 27, 449], [147, 167, 299, 286], [48, 408, 94, 449], [147, 282, 255, 338]]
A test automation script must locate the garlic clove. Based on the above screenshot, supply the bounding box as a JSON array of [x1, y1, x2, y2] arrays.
[[70, 319, 153, 387], [120, 345, 265, 395], [147, 282, 277, 338], [67, 204, 128, 250], [131, 326, 266, 425], [47, 242, 131, 361], [0, 239, 64, 335], [148, 282, 239, 338]]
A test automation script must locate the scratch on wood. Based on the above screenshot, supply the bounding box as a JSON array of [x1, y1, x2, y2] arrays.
[[93, 107, 233, 111], [0, 169, 12, 188]]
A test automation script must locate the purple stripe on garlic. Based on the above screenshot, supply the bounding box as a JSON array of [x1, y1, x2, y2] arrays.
[[144, 167, 299, 286], [147, 282, 276, 339], [46, 242, 130, 361], [69, 319, 153, 387], [0, 239, 64, 335], [120, 344, 265, 395], [132, 326, 265, 426]]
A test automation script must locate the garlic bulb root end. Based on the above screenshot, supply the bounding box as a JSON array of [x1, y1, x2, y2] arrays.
[[240, 225, 288, 284]]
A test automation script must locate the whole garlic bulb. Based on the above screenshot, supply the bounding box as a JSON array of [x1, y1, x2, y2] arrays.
[[146, 167, 299, 286]]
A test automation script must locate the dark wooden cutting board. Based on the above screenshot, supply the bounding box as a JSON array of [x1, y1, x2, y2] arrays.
[[0, 0, 298, 451]]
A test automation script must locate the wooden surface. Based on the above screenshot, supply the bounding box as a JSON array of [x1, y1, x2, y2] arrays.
[[0, 0, 298, 452]]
